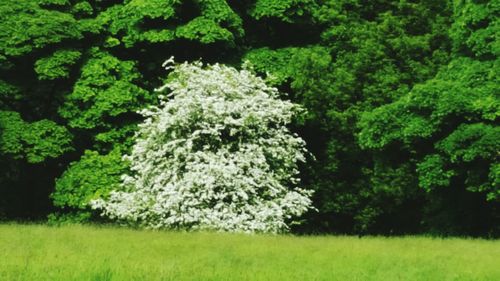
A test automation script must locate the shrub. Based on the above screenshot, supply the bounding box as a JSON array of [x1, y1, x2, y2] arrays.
[[91, 60, 313, 233]]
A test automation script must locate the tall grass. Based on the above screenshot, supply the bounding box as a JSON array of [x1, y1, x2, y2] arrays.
[[0, 224, 498, 281]]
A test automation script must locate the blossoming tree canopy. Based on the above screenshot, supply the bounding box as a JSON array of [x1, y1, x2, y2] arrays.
[[91, 60, 313, 233]]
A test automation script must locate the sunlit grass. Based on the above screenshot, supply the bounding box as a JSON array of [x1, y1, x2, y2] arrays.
[[0, 224, 498, 281]]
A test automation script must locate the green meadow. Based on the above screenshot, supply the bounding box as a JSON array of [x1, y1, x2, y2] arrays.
[[0, 224, 498, 281]]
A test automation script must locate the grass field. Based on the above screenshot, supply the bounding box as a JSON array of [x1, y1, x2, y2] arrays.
[[0, 224, 499, 281]]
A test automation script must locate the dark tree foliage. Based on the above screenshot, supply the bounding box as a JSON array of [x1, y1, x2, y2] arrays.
[[0, 0, 497, 236]]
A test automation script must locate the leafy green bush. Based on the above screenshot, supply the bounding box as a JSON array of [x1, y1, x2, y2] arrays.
[[51, 149, 128, 221]]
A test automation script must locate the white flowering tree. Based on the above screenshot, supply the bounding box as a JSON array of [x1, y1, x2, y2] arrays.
[[91, 59, 313, 233]]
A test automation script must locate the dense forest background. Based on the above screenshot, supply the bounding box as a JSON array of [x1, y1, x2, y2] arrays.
[[0, 0, 498, 236]]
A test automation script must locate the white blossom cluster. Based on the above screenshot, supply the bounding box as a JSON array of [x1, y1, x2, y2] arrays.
[[91, 60, 313, 233]]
